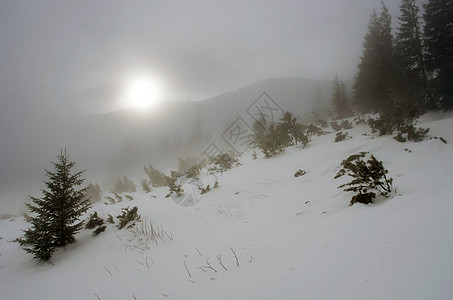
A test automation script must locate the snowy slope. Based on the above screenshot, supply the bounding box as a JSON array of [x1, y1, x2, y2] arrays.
[[1, 113, 452, 300]]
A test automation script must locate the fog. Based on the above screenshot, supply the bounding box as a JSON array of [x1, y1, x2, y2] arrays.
[[0, 0, 402, 212]]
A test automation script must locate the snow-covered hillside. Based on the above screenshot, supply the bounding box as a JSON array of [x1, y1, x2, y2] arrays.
[[1, 113, 452, 300]]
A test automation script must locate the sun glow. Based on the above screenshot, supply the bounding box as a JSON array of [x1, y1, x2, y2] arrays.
[[121, 73, 164, 111]]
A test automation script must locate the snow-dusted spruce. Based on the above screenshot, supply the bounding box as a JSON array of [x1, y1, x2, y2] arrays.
[[209, 152, 241, 172], [19, 150, 92, 261], [116, 206, 141, 230], [335, 152, 393, 206], [165, 175, 184, 199], [334, 131, 351, 142], [85, 212, 106, 236]]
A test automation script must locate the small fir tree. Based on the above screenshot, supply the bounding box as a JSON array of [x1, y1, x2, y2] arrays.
[[116, 206, 141, 230], [85, 182, 102, 202], [165, 177, 184, 198], [19, 150, 92, 261], [278, 112, 308, 146], [306, 124, 321, 142], [335, 152, 393, 205], [140, 179, 152, 193], [85, 212, 104, 229], [144, 164, 169, 187]]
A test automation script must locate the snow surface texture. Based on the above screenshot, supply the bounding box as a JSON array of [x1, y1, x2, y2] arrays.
[[1, 113, 452, 299]]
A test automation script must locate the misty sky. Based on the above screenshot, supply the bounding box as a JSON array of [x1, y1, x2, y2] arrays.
[[0, 0, 404, 118]]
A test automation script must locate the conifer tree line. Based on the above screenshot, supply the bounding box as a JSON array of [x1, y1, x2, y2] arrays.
[[353, 0, 453, 114]]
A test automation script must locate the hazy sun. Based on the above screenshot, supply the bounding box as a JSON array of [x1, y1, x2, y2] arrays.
[[121, 73, 164, 111]]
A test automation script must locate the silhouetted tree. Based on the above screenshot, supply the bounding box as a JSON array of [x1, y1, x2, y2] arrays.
[[279, 112, 308, 146], [144, 164, 169, 187], [111, 176, 136, 194], [354, 3, 394, 113], [85, 182, 102, 202], [394, 0, 431, 110], [331, 74, 353, 119], [423, 0, 453, 110]]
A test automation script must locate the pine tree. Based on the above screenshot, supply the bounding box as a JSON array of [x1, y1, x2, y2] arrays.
[[394, 0, 431, 110], [331, 74, 353, 119], [335, 152, 393, 206], [19, 150, 91, 261], [354, 10, 380, 112], [144, 164, 169, 187], [354, 3, 394, 113], [278, 112, 308, 146], [248, 114, 269, 149], [376, 2, 394, 112], [85, 182, 102, 202], [424, 0, 453, 110]]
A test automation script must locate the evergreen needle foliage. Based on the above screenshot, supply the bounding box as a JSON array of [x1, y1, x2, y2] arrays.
[[106, 214, 115, 224], [141, 179, 152, 193], [117, 206, 141, 230], [111, 176, 136, 194], [294, 169, 307, 177], [19, 150, 92, 261], [354, 4, 394, 113], [335, 152, 393, 206], [85, 212, 106, 236], [423, 0, 453, 110], [177, 156, 203, 178], [85, 212, 104, 229], [144, 164, 169, 187], [250, 112, 309, 158], [197, 184, 211, 195], [368, 102, 429, 142], [210, 152, 241, 172], [335, 132, 351, 142], [85, 182, 102, 202], [165, 177, 184, 198]]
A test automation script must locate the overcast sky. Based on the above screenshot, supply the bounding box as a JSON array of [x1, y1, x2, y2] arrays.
[[0, 0, 406, 118]]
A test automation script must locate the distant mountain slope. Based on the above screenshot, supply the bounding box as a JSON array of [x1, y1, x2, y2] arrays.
[[0, 77, 337, 211], [66, 77, 337, 177], [1, 113, 452, 299]]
